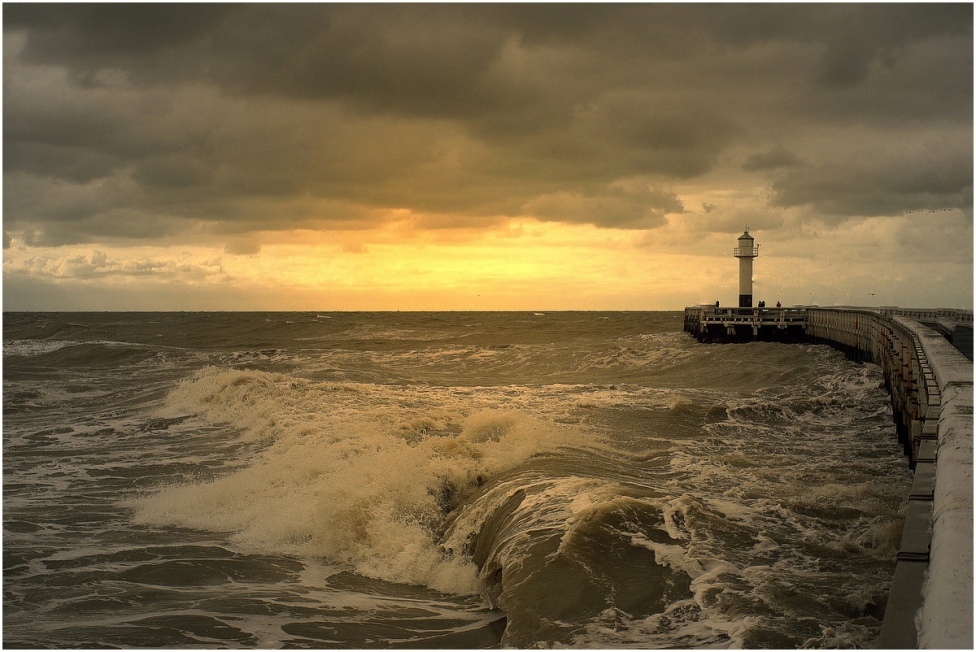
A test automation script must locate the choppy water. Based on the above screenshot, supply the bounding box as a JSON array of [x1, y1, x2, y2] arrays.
[[3, 311, 912, 648]]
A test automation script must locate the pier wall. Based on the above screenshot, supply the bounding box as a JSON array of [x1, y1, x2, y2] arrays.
[[684, 306, 973, 648], [806, 308, 973, 649]]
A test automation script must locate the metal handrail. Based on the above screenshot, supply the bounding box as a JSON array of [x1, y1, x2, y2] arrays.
[[691, 307, 806, 321]]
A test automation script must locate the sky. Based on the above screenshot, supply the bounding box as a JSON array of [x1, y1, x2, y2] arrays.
[[3, 3, 973, 311]]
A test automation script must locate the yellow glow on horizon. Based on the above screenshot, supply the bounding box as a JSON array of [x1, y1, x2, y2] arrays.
[[227, 222, 630, 292], [7, 218, 732, 310], [8, 210, 967, 311], [207, 219, 738, 310]]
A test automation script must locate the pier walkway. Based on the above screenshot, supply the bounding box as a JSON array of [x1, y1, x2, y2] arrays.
[[684, 306, 973, 649]]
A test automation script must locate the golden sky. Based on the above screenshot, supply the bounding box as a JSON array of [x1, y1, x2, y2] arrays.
[[3, 4, 973, 310]]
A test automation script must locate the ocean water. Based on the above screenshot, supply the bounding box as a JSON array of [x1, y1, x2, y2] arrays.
[[3, 311, 913, 648]]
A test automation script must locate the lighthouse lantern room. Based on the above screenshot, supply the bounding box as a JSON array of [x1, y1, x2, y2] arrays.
[[733, 228, 759, 308]]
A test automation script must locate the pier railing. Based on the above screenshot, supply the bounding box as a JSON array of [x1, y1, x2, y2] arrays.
[[879, 307, 974, 326], [684, 305, 973, 345], [691, 306, 805, 322], [683, 305, 807, 341]]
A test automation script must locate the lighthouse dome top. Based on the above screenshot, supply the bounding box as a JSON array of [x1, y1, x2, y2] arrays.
[[738, 229, 754, 241]]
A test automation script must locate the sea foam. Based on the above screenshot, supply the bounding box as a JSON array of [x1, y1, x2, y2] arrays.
[[130, 366, 592, 595]]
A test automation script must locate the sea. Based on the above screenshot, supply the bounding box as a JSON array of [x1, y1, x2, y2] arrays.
[[3, 311, 913, 649]]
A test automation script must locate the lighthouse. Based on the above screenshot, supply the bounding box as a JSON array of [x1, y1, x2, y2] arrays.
[[734, 229, 759, 308]]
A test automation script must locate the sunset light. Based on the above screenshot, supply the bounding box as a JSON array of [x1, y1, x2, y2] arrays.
[[4, 6, 972, 649], [3, 5, 972, 311]]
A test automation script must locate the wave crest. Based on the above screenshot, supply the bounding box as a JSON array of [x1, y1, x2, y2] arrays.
[[131, 367, 591, 596]]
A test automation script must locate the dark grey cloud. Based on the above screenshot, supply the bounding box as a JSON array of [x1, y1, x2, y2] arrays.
[[7, 4, 969, 109], [5, 3, 231, 74], [769, 127, 973, 218], [742, 146, 803, 172], [811, 4, 971, 88], [3, 3, 972, 245], [524, 184, 683, 229]]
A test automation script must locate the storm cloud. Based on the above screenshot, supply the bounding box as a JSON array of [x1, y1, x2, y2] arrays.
[[5, 4, 971, 245], [2, 4, 972, 311]]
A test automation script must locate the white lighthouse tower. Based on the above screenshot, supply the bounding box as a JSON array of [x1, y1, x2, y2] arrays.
[[734, 228, 759, 308]]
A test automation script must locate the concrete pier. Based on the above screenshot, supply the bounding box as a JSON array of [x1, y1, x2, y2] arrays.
[[684, 305, 807, 342], [684, 306, 973, 649]]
